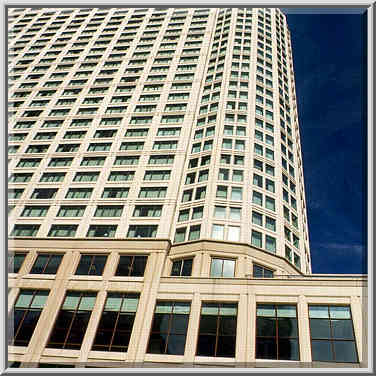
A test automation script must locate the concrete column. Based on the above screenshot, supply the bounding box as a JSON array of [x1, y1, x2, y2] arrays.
[[236, 293, 248, 362], [297, 295, 311, 362], [183, 292, 201, 362], [133, 251, 165, 362], [248, 293, 256, 361], [350, 295, 363, 363]]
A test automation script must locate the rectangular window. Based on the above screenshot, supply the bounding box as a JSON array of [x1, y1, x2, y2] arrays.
[[108, 171, 134, 182], [30, 254, 63, 274], [253, 264, 274, 278], [171, 259, 193, 276], [309, 305, 358, 363], [101, 187, 129, 199], [47, 225, 77, 237], [8, 253, 26, 273], [92, 292, 140, 352], [147, 301, 191, 355], [133, 205, 162, 217], [115, 255, 148, 277], [127, 225, 157, 238], [94, 205, 123, 217], [196, 302, 238, 357], [75, 254, 108, 276], [87, 225, 117, 238], [148, 155, 174, 165], [65, 188, 92, 199], [11, 224, 40, 237], [47, 291, 97, 349], [256, 304, 299, 360], [210, 258, 235, 278], [139, 187, 167, 198], [21, 206, 49, 217], [9, 289, 50, 346], [73, 172, 99, 182], [39, 172, 65, 183]]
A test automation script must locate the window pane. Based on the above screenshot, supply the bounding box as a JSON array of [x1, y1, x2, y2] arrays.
[[310, 319, 331, 339], [311, 340, 333, 362], [331, 320, 354, 340], [333, 341, 358, 363], [278, 338, 299, 360], [222, 259, 235, 277], [329, 306, 351, 319]]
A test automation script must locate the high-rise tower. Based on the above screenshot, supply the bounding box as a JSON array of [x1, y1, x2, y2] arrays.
[[7, 7, 365, 368]]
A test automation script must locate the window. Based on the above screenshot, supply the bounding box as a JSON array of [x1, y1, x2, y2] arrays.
[[251, 230, 262, 248], [133, 205, 162, 217], [75, 254, 108, 276], [9, 290, 50, 346], [144, 170, 170, 181], [127, 225, 157, 238], [11, 224, 39, 237], [21, 206, 49, 217], [147, 301, 191, 355], [30, 254, 63, 274], [40, 172, 65, 183], [210, 258, 235, 278], [94, 206, 123, 217], [92, 292, 140, 352], [108, 171, 134, 182], [47, 291, 97, 349], [115, 255, 148, 277], [73, 172, 99, 182], [102, 187, 129, 199], [188, 225, 200, 240], [256, 304, 299, 360], [81, 157, 106, 167], [309, 305, 358, 363], [87, 225, 117, 238], [139, 187, 167, 198], [196, 302, 238, 357], [48, 225, 77, 237], [171, 259, 193, 276], [9, 173, 33, 183], [149, 155, 174, 165], [65, 188, 92, 199], [253, 264, 274, 278], [8, 253, 26, 273], [153, 141, 177, 150]]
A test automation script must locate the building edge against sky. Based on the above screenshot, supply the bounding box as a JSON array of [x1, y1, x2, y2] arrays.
[[7, 7, 367, 368]]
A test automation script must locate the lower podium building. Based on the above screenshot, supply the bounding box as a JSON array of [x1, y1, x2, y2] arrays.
[[8, 238, 367, 368]]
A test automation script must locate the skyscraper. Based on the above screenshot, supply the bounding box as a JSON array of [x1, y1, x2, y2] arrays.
[[7, 7, 366, 368]]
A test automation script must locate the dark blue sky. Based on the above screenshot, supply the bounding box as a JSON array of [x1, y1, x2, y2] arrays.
[[283, 9, 367, 274]]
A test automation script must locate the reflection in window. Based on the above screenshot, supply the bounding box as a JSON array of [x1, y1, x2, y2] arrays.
[[196, 302, 238, 357], [171, 258, 193, 276], [47, 291, 97, 349], [75, 255, 107, 276], [256, 304, 299, 360], [92, 293, 139, 352], [8, 253, 26, 273], [309, 305, 358, 363], [147, 301, 191, 355], [115, 255, 148, 277], [30, 254, 63, 274], [210, 258, 235, 278], [9, 289, 50, 346]]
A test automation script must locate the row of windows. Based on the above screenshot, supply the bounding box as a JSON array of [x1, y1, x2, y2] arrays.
[[9, 253, 273, 279], [10, 224, 158, 239], [17, 205, 164, 218], [9, 186, 169, 200], [9, 289, 358, 363], [11, 155, 175, 169]]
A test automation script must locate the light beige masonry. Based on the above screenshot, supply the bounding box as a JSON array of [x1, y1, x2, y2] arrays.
[[7, 7, 366, 368], [8, 238, 367, 367]]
